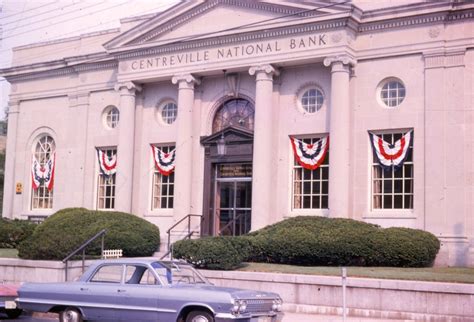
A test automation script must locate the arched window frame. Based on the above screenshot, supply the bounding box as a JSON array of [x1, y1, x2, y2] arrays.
[[31, 135, 56, 210]]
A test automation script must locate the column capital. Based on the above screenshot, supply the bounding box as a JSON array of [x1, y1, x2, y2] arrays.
[[172, 74, 201, 89], [6, 100, 20, 114], [249, 64, 280, 80], [323, 55, 356, 68], [114, 81, 142, 95]]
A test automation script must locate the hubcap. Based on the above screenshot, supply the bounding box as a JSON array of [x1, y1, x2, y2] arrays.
[[64, 310, 80, 322], [191, 315, 209, 322]]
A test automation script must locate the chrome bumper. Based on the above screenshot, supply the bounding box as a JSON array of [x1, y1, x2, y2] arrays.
[[215, 312, 283, 322]]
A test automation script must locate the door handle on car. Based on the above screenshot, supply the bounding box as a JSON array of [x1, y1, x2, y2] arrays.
[[80, 287, 89, 291], [117, 289, 126, 293]]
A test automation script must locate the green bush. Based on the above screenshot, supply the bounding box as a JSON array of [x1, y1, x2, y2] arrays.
[[18, 208, 160, 260], [246, 216, 440, 267], [173, 236, 251, 270], [0, 218, 36, 248], [175, 216, 440, 269]]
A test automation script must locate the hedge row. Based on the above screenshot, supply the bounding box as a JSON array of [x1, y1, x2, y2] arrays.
[[0, 218, 36, 248], [173, 216, 440, 270], [18, 208, 160, 260]]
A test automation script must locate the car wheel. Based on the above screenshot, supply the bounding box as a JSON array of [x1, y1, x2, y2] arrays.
[[59, 307, 84, 322], [6, 309, 22, 319], [185, 310, 214, 322]]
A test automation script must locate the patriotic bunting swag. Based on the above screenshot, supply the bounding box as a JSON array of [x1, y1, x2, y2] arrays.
[[151, 145, 176, 176], [96, 149, 117, 177], [290, 136, 329, 170], [369, 130, 413, 170], [31, 153, 55, 191]]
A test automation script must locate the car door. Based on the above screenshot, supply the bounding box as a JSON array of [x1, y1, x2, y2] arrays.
[[114, 265, 160, 321], [83, 263, 125, 320]]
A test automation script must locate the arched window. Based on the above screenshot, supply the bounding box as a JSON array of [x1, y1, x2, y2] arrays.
[[31, 135, 55, 209], [212, 99, 254, 133]]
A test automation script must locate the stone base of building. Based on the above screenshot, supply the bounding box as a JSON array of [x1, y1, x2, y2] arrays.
[[434, 237, 471, 267]]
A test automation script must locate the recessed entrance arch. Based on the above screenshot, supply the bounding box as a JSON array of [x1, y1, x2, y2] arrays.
[[201, 98, 254, 237]]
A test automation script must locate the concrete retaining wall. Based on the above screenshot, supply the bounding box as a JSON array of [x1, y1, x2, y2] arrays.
[[1, 259, 473, 321], [202, 270, 474, 321]]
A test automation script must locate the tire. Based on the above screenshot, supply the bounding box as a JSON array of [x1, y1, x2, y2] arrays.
[[59, 307, 84, 322], [185, 310, 214, 322], [6, 308, 22, 319]]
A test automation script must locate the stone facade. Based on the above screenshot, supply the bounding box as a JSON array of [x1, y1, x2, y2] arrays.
[[1, 1, 473, 266]]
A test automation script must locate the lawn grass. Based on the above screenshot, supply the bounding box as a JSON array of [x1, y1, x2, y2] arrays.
[[238, 262, 474, 284], [0, 248, 18, 258]]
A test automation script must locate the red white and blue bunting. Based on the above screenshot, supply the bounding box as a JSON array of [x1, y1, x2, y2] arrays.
[[31, 153, 55, 191], [369, 130, 413, 170], [290, 136, 329, 170], [151, 145, 176, 176], [96, 148, 117, 177]]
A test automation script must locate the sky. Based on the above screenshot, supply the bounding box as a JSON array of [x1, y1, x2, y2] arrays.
[[0, 0, 179, 119], [0, 0, 421, 120]]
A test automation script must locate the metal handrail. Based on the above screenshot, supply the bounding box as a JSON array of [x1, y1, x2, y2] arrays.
[[160, 231, 194, 260], [62, 229, 107, 281], [167, 214, 202, 254]]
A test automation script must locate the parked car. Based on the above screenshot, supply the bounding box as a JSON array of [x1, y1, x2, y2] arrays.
[[13, 259, 283, 322], [0, 284, 22, 319]]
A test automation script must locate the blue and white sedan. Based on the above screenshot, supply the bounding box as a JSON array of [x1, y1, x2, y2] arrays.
[[15, 259, 283, 322]]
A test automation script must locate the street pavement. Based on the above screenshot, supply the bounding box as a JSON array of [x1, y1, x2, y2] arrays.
[[1, 312, 413, 321]]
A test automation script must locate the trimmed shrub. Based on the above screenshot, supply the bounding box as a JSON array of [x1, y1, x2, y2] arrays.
[[246, 216, 440, 267], [173, 236, 251, 270], [175, 216, 440, 269], [18, 208, 160, 260], [0, 218, 36, 248]]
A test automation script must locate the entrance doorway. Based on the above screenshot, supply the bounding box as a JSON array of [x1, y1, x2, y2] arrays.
[[214, 163, 252, 236]]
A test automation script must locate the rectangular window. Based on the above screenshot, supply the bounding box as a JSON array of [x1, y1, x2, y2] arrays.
[[97, 148, 116, 210], [32, 186, 53, 209], [372, 131, 414, 209], [152, 145, 175, 210], [292, 137, 329, 209]]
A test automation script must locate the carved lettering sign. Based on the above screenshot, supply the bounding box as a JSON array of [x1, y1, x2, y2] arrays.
[[126, 34, 328, 72], [218, 164, 252, 178]]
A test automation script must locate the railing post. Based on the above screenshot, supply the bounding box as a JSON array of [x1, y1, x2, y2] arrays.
[[82, 248, 86, 274], [65, 261, 68, 282], [101, 234, 105, 259]]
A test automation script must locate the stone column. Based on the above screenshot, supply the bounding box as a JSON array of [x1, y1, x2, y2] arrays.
[[323, 55, 355, 218], [2, 100, 20, 218], [249, 64, 279, 230], [171, 74, 200, 220], [114, 81, 141, 213]]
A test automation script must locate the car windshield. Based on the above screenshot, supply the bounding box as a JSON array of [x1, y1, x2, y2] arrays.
[[151, 262, 210, 286]]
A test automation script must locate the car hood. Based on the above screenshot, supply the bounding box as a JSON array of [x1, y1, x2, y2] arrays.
[[171, 283, 279, 300]]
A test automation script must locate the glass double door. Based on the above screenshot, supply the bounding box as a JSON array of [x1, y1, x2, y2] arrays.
[[215, 178, 252, 236]]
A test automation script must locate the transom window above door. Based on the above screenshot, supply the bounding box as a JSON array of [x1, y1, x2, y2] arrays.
[[212, 99, 254, 133]]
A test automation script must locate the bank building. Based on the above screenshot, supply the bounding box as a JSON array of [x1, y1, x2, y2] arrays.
[[1, 1, 473, 266]]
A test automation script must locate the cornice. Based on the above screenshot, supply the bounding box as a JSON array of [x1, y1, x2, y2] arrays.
[[4, 61, 118, 83], [359, 9, 474, 33], [114, 18, 351, 60]]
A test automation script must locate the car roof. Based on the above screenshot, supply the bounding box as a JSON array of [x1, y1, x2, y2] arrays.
[[92, 258, 189, 266]]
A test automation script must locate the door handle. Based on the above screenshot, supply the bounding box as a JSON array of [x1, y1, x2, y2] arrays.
[[80, 287, 89, 291], [117, 289, 126, 293]]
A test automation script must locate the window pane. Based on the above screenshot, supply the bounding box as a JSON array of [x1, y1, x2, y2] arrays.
[[292, 137, 329, 209], [152, 145, 175, 210], [394, 195, 403, 209]]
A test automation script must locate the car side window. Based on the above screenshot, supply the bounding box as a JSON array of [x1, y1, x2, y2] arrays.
[[90, 265, 123, 283], [124, 265, 158, 285]]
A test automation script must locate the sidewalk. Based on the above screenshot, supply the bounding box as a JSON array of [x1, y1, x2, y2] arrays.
[[283, 312, 412, 321]]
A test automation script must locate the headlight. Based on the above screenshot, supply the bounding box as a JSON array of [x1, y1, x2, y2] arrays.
[[272, 298, 283, 312], [231, 299, 247, 315]]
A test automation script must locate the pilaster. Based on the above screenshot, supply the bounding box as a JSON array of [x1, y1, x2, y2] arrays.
[[323, 55, 356, 218], [249, 64, 279, 231], [114, 81, 141, 213]]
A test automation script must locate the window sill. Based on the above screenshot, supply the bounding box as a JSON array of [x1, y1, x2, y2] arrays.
[[288, 208, 329, 217], [145, 209, 174, 217], [363, 210, 416, 219]]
